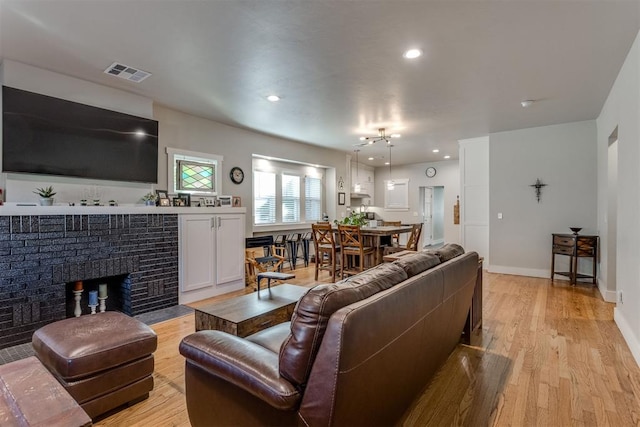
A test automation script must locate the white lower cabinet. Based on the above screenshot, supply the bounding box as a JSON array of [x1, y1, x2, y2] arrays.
[[179, 212, 245, 304]]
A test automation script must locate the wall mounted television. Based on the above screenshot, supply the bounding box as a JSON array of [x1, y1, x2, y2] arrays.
[[2, 86, 159, 183]]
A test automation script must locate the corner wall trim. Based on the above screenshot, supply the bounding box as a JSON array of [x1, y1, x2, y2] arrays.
[[614, 308, 640, 368]]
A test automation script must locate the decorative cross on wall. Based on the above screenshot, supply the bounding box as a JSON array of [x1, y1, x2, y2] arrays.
[[530, 178, 547, 203]]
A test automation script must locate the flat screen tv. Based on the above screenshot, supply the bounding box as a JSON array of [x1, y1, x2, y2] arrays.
[[2, 86, 158, 183]]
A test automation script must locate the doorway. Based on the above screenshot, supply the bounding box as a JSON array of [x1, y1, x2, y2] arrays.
[[420, 186, 444, 247]]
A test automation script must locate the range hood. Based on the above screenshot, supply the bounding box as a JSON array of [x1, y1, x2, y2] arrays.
[[350, 192, 371, 199]]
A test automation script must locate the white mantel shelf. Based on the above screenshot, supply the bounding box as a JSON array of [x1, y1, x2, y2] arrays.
[[0, 205, 246, 216]]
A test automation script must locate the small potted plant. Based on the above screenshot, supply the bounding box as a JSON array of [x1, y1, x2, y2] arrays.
[[141, 192, 157, 206], [33, 186, 56, 206]]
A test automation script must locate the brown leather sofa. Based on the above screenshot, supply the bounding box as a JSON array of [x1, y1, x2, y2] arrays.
[[180, 245, 478, 426]]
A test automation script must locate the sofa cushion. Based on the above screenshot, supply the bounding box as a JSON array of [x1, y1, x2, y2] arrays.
[[393, 251, 440, 277], [279, 263, 408, 387], [430, 243, 465, 263]]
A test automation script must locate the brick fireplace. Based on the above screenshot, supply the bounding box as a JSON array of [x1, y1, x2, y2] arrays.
[[0, 213, 179, 349]]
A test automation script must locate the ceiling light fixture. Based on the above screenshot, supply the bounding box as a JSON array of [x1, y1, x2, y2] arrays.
[[520, 99, 534, 108], [387, 144, 394, 190], [356, 128, 400, 146], [444, 155, 451, 159], [368, 157, 374, 161], [432, 149, 440, 153], [403, 48, 422, 59], [267, 95, 280, 102]]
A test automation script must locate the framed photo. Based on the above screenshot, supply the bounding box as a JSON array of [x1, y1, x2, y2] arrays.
[[219, 195, 232, 206], [156, 189, 169, 200], [172, 197, 185, 207], [177, 193, 191, 207], [232, 196, 241, 207], [159, 198, 171, 207], [338, 192, 346, 205]]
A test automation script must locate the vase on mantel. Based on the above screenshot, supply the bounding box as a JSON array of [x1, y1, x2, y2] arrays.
[[39, 198, 54, 206]]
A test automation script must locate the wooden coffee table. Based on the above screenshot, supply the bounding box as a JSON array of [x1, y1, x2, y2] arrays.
[[194, 284, 308, 337]]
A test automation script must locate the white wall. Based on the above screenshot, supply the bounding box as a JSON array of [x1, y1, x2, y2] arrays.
[[0, 61, 349, 227], [1, 60, 156, 204], [597, 29, 640, 365], [489, 121, 597, 278], [371, 159, 460, 245], [154, 105, 348, 234]]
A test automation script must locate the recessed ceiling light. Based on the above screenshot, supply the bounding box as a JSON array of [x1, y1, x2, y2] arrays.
[[384, 161, 390, 165], [368, 157, 374, 161], [267, 95, 280, 102], [432, 149, 440, 153], [403, 49, 422, 59], [391, 133, 401, 138], [520, 99, 534, 108], [444, 155, 451, 159]]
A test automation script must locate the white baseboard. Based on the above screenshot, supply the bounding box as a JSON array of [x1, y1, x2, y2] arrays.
[[614, 308, 640, 368], [598, 286, 617, 303], [487, 265, 551, 279]]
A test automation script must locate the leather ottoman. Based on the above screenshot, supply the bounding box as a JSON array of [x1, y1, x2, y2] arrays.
[[32, 311, 157, 419]]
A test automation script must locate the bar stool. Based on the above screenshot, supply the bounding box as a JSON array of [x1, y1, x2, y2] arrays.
[[286, 233, 304, 270], [300, 232, 312, 267]]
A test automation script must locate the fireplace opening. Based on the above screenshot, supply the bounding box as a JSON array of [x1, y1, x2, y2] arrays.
[[65, 274, 130, 317]]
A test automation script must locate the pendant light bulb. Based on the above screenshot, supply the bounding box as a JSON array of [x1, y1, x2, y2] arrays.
[[387, 144, 394, 190], [354, 149, 361, 193]]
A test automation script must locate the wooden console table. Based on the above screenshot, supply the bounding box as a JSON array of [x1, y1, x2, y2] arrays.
[[0, 357, 91, 426], [551, 233, 598, 285]]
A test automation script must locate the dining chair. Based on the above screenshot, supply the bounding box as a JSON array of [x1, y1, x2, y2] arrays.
[[382, 221, 402, 246], [245, 245, 286, 285], [383, 223, 423, 255], [311, 223, 340, 282], [338, 224, 376, 278]]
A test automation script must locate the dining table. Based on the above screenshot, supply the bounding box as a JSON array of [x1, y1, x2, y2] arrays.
[[333, 224, 415, 266]]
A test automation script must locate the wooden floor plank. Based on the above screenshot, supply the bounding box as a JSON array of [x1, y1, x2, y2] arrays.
[[93, 268, 640, 427]]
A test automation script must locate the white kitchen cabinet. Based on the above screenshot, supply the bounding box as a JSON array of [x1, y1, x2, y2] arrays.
[[179, 212, 245, 304]]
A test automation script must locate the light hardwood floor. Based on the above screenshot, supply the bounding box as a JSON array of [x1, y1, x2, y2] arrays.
[[96, 268, 640, 426]]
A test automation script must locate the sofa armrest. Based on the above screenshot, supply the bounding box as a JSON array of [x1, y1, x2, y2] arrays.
[[179, 330, 301, 410]]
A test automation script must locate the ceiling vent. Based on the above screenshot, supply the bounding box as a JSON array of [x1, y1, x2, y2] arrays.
[[103, 62, 151, 83]]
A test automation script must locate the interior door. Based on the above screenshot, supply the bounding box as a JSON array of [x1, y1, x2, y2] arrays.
[[422, 187, 433, 246]]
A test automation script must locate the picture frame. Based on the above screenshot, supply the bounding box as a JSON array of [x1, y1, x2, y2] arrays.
[[232, 196, 241, 207], [338, 192, 346, 205], [155, 189, 169, 200], [218, 195, 232, 206], [172, 197, 185, 207], [159, 198, 171, 207], [177, 193, 191, 207]]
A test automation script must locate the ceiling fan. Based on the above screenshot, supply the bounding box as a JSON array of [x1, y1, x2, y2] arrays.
[[353, 128, 401, 147]]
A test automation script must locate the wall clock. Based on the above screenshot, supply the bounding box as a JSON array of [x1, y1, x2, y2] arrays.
[[425, 167, 437, 178], [230, 167, 244, 184]]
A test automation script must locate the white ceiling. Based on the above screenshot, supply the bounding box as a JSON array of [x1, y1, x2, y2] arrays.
[[1, 1, 638, 166]]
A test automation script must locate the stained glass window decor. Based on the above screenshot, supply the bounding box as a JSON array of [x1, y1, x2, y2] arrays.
[[177, 160, 215, 191]]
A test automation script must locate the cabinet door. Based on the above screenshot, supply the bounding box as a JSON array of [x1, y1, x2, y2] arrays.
[[215, 214, 245, 285], [180, 215, 216, 291]]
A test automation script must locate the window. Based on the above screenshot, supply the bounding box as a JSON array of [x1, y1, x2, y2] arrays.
[[282, 174, 300, 223], [177, 160, 214, 191], [305, 176, 322, 221], [254, 171, 276, 224], [252, 158, 324, 227], [166, 148, 222, 195]]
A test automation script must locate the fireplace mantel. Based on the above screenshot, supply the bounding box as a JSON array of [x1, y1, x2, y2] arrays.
[[0, 205, 245, 215]]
